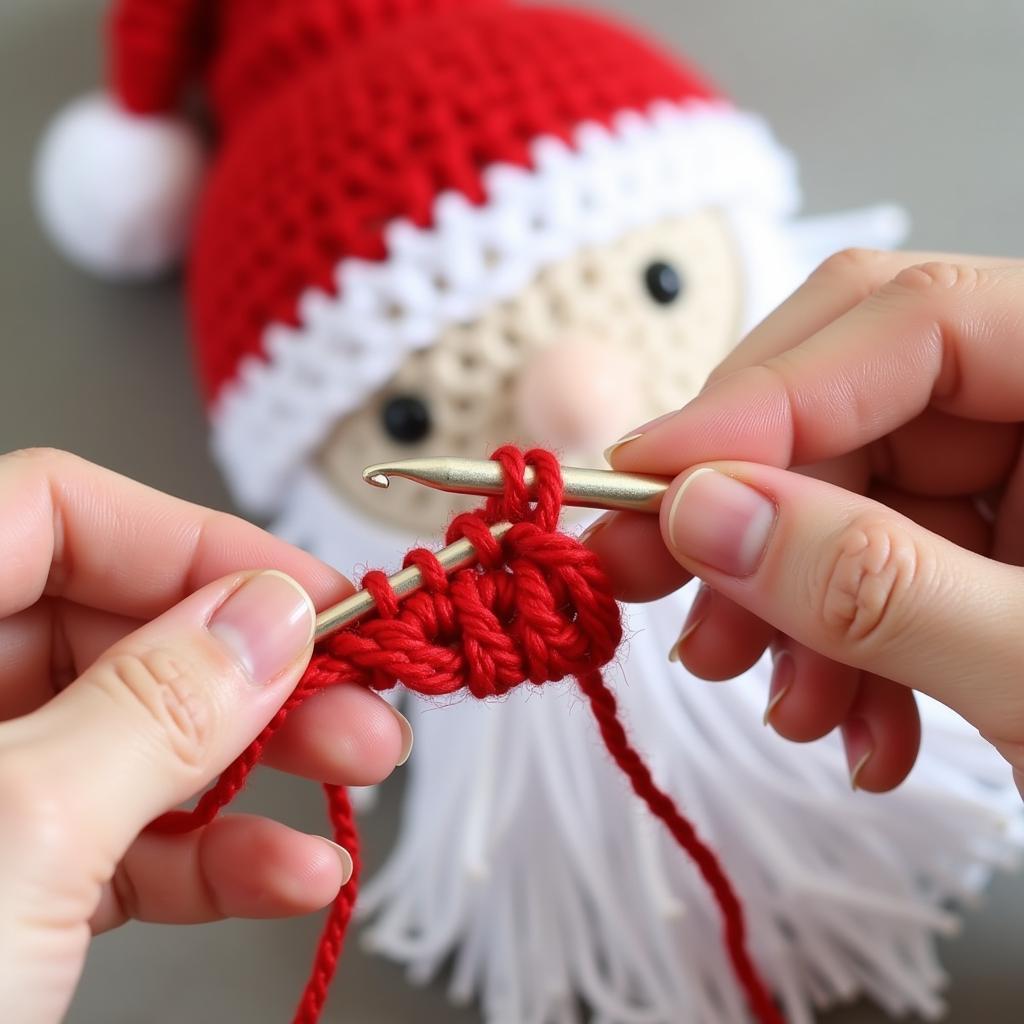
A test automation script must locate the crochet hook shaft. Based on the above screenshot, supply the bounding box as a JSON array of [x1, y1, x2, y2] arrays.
[[362, 457, 669, 514], [313, 521, 514, 641], [314, 458, 668, 641]]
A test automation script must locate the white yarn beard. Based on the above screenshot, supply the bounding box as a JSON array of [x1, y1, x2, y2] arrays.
[[272, 466, 1022, 1024]]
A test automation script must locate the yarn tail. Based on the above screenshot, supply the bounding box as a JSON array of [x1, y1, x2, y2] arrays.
[[576, 668, 783, 1024], [293, 784, 361, 1024]]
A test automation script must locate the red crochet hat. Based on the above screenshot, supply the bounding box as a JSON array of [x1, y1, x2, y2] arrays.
[[36, 0, 800, 515]]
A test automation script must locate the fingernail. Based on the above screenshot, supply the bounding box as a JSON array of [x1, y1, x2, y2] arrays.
[[604, 409, 682, 463], [669, 585, 711, 662], [579, 517, 609, 546], [843, 716, 874, 790], [391, 705, 415, 766], [764, 649, 794, 726], [603, 433, 644, 464], [317, 837, 354, 885], [208, 570, 315, 685], [667, 468, 776, 577]]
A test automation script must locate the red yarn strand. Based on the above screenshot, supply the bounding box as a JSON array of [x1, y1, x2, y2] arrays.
[[150, 446, 782, 1024], [575, 667, 783, 1024], [293, 784, 360, 1024]]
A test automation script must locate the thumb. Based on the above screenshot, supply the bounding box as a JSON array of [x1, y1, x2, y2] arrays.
[[661, 463, 1024, 733], [11, 570, 315, 860]]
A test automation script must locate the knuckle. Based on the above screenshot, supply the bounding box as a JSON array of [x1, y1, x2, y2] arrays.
[[870, 261, 978, 403], [809, 248, 889, 293], [90, 649, 216, 771], [887, 260, 981, 297], [814, 515, 925, 650]]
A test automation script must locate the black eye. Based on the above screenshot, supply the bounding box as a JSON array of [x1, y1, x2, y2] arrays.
[[381, 395, 432, 444], [643, 261, 683, 305]]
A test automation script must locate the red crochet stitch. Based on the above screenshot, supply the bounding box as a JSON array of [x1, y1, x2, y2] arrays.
[[106, 0, 718, 403], [152, 447, 782, 1024]]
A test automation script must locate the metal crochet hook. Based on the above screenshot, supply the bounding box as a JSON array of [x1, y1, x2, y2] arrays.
[[312, 458, 670, 641], [363, 457, 670, 513]]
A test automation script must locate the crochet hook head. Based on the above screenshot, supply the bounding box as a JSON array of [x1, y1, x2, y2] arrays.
[[313, 521, 515, 641], [363, 457, 669, 514]]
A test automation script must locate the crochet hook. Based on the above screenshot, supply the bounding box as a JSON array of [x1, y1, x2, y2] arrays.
[[313, 459, 669, 641], [363, 457, 670, 514]]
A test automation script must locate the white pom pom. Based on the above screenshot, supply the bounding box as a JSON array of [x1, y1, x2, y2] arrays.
[[34, 92, 204, 280]]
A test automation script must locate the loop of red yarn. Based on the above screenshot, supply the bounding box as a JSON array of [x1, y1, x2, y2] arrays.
[[150, 446, 783, 1024]]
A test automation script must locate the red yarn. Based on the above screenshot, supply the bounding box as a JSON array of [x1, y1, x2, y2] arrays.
[[113, 3, 717, 405], [108, 0, 206, 114], [107, 2, 719, 403], [151, 446, 782, 1024], [190, 2, 717, 404]]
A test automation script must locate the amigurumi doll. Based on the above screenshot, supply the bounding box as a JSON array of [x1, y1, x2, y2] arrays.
[[36, 2, 1022, 1021]]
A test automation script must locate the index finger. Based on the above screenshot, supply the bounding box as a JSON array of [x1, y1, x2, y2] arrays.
[[0, 449, 351, 620], [706, 249, 1023, 388], [613, 261, 1024, 475]]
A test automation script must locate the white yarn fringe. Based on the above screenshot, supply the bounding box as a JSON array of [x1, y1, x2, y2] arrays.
[[357, 582, 1023, 1024]]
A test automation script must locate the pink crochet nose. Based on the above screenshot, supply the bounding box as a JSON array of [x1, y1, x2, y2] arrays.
[[515, 339, 644, 453]]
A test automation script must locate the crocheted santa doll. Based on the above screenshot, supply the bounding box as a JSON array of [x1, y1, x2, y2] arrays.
[[36, 2, 1022, 1021]]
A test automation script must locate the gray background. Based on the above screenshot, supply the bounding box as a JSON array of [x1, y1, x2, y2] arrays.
[[1, 1, 1022, 1021]]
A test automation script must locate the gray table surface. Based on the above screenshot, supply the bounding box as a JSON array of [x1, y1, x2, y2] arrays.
[[2, 1, 1022, 1021]]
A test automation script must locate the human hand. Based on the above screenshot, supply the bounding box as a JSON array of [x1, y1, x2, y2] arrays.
[[0, 449, 411, 1023], [589, 252, 1024, 795]]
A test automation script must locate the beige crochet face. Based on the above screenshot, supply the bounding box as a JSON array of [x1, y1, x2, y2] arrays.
[[318, 210, 743, 534]]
